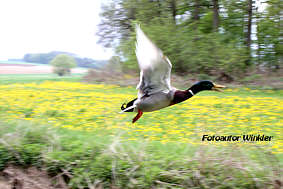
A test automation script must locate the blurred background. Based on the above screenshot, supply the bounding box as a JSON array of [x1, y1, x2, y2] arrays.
[[0, 0, 282, 87]]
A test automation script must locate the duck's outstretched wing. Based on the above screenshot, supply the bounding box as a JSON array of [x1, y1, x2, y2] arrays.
[[135, 25, 172, 98]]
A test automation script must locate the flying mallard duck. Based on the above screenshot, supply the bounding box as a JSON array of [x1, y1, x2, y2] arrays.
[[121, 25, 225, 123]]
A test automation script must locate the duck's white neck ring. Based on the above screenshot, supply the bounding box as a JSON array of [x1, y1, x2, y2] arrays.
[[188, 89, 194, 96]]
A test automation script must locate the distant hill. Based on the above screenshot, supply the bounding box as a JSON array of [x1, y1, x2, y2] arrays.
[[9, 51, 108, 69]]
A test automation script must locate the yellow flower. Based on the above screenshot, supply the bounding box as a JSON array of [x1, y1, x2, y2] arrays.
[[0, 81, 282, 153]]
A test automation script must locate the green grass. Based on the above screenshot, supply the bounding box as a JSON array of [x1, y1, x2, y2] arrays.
[[0, 120, 281, 188], [0, 74, 84, 84], [0, 76, 282, 188], [0, 60, 44, 66]]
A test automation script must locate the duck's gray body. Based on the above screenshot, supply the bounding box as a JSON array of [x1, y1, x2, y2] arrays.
[[134, 90, 176, 112]]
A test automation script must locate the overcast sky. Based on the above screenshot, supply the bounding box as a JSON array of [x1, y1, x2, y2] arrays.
[[0, 0, 113, 60], [0, 0, 267, 61]]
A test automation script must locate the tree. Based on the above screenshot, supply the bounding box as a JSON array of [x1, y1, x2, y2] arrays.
[[50, 54, 77, 76], [97, 0, 280, 76], [97, 0, 136, 49], [106, 56, 122, 72], [212, 0, 219, 32], [245, 0, 253, 66], [257, 0, 282, 70], [170, 0, 177, 24]]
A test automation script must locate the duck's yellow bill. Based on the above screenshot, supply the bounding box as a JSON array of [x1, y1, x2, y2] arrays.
[[212, 83, 226, 92]]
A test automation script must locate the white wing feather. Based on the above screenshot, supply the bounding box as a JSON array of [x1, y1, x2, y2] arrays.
[[135, 25, 172, 98]]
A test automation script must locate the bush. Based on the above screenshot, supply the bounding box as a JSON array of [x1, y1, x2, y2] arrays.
[[198, 73, 213, 81], [49, 54, 77, 76], [240, 74, 262, 83]]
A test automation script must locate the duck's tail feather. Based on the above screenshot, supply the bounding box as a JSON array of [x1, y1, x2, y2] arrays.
[[120, 105, 136, 113], [120, 98, 137, 113]]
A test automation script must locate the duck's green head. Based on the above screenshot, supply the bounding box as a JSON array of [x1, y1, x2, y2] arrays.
[[190, 80, 226, 93]]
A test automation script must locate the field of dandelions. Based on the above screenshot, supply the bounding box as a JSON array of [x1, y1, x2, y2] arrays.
[[0, 81, 282, 154]]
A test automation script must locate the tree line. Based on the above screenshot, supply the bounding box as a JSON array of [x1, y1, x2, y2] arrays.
[[97, 0, 282, 78], [22, 51, 107, 69]]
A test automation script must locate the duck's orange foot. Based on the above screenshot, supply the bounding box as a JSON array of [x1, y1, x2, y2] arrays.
[[132, 109, 143, 123]]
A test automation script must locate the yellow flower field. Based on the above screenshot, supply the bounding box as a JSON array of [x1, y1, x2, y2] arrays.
[[0, 81, 282, 153]]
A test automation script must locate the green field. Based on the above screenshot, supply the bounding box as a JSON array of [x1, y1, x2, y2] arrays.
[[0, 75, 282, 188], [0, 60, 44, 65], [0, 73, 84, 84]]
